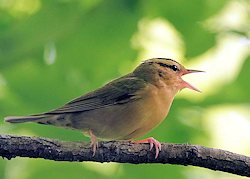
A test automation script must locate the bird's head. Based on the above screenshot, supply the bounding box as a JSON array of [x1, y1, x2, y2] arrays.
[[134, 58, 203, 92]]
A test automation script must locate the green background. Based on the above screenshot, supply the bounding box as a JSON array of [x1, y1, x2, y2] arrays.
[[0, 0, 249, 178]]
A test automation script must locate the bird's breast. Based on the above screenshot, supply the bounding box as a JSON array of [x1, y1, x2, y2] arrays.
[[74, 82, 176, 140], [123, 83, 175, 139], [143, 84, 174, 125]]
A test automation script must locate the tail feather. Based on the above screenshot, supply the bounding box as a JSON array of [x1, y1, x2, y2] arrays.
[[4, 115, 46, 123]]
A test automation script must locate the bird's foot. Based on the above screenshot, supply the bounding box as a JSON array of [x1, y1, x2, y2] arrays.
[[88, 130, 98, 156], [133, 137, 161, 159]]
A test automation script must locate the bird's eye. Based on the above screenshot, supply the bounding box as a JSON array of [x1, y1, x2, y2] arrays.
[[171, 65, 179, 71], [156, 62, 180, 72]]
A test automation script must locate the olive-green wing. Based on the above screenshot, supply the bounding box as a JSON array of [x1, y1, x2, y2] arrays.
[[45, 76, 147, 114]]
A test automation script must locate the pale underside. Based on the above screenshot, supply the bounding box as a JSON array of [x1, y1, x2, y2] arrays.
[[35, 75, 174, 140]]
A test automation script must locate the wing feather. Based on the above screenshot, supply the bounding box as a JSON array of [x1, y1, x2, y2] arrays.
[[45, 75, 146, 114]]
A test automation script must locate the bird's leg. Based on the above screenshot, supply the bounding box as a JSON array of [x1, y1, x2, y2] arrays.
[[133, 137, 161, 159], [88, 129, 98, 156]]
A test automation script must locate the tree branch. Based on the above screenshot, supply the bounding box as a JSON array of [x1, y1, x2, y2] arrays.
[[0, 134, 249, 177]]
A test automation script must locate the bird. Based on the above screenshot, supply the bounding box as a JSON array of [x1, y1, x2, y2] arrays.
[[5, 58, 203, 158]]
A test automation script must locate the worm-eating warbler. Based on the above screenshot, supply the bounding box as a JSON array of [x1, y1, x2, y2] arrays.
[[5, 58, 202, 158]]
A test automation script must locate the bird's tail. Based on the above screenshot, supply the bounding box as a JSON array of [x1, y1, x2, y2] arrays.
[[4, 115, 46, 123]]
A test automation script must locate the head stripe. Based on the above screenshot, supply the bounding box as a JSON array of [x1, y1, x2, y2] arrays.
[[155, 58, 180, 65], [156, 62, 180, 71]]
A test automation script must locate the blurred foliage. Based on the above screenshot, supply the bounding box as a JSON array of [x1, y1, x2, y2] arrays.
[[0, 0, 249, 179]]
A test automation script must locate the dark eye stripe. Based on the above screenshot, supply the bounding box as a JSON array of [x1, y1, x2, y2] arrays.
[[156, 62, 179, 72]]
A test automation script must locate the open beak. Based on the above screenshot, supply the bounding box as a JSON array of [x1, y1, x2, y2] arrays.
[[181, 69, 204, 92]]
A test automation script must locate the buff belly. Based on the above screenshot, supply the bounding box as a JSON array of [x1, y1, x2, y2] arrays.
[[49, 85, 173, 140], [38, 84, 174, 140]]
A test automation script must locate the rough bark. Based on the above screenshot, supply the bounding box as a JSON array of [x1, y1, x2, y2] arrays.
[[0, 134, 249, 177]]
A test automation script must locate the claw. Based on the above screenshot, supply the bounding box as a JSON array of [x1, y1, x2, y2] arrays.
[[133, 137, 161, 159], [88, 130, 98, 156]]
